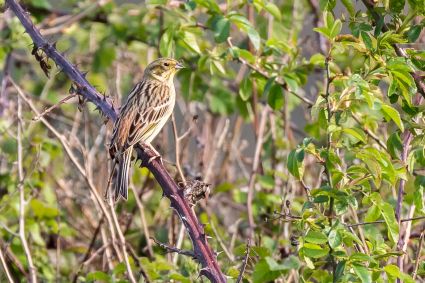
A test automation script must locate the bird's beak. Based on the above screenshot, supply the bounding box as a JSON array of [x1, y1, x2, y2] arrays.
[[175, 62, 185, 69]]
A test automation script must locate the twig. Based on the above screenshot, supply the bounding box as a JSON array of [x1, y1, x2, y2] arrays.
[[412, 231, 424, 280], [345, 216, 425, 227], [72, 216, 104, 283], [16, 89, 37, 283], [247, 106, 269, 240], [108, 199, 136, 283], [236, 239, 250, 283], [0, 52, 13, 116], [204, 118, 230, 183], [151, 237, 196, 258], [125, 243, 151, 283], [210, 221, 235, 262], [6, 1, 227, 281], [130, 186, 154, 258], [171, 114, 186, 183], [32, 94, 77, 121], [0, 247, 14, 283]]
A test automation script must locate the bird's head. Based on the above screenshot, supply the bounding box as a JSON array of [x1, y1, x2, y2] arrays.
[[143, 58, 184, 83]]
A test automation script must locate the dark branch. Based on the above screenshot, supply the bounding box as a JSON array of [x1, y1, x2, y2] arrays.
[[5, 0, 226, 282]]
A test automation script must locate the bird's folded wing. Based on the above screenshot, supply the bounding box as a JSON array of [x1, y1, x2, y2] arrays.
[[125, 96, 172, 148]]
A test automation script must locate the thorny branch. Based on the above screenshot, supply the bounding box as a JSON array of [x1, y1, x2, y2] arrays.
[[6, 0, 226, 282]]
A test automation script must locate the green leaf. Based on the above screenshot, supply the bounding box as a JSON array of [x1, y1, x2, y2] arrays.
[[31, 0, 51, 9], [159, 28, 174, 57], [93, 43, 116, 72], [389, 0, 405, 12], [342, 128, 366, 143], [181, 31, 201, 54], [384, 264, 415, 283], [361, 31, 373, 50], [305, 230, 328, 244], [328, 229, 342, 248], [252, 259, 281, 283], [287, 149, 305, 180], [380, 202, 399, 243], [213, 17, 230, 43], [264, 3, 282, 20], [267, 84, 284, 110], [387, 132, 403, 159], [381, 104, 404, 132], [330, 19, 342, 39], [407, 25, 422, 42], [364, 205, 381, 222], [335, 261, 346, 282], [247, 27, 261, 50], [300, 243, 330, 258], [341, 0, 355, 16], [239, 76, 252, 101], [87, 271, 111, 282], [353, 264, 372, 283]]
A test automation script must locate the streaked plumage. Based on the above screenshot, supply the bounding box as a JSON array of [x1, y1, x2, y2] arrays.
[[109, 58, 183, 201]]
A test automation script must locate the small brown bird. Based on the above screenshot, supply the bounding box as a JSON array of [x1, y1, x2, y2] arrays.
[[109, 58, 184, 201]]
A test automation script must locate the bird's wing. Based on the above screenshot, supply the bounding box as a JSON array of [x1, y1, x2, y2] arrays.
[[124, 93, 172, 148]]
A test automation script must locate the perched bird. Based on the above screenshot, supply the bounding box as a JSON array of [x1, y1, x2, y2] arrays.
[[109, 58, 184, 201]]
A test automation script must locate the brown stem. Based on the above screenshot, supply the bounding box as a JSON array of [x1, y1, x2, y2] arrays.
[[6, 0, 226, 281]]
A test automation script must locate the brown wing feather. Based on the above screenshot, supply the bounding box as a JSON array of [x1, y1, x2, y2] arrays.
[[109, 81, 172, 158]]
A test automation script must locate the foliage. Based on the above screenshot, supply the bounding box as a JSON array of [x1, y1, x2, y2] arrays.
[[0, 0, 424, 282]]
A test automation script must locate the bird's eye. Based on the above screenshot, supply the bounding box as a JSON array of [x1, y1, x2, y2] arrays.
[[163, 62, 170, 67]]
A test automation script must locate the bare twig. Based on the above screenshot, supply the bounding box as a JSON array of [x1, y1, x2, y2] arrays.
[[247, 106, 269, 240], [16, 90, 37, 283], [130, 187, 154, 258], [151, 237, 196, 258], [108, 199, 136, 283], [210, 221, 235, 262], [0, 247, 14, 283], [236, 239, 250, 283], [32, 94, 77, 121], [412, 231, 424, 280], [345, 216, 425, 227]]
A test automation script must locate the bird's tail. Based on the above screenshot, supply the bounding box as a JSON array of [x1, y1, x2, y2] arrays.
[[114, 146, 133, 201]]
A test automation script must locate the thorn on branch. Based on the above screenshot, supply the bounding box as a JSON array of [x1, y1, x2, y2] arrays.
[[151, 237, 196, 259]]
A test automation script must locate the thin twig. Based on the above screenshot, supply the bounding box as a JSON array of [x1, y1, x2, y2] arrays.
[[151, 237, 196, 258], [108, 199, 136, 283], [236, 239, 250, 283], [16, 90, 37, 283], [247, 106, 269, 240], [345, 216, 425, 227], [210, 221, 235, 262], [0, 247, 14, 283], [130, 186, 154, 258], [32, 94, 77, 121], [412, 231, 424, 280]]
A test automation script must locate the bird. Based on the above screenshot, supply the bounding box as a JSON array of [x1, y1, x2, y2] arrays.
[[109, 58, 184, 201]]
